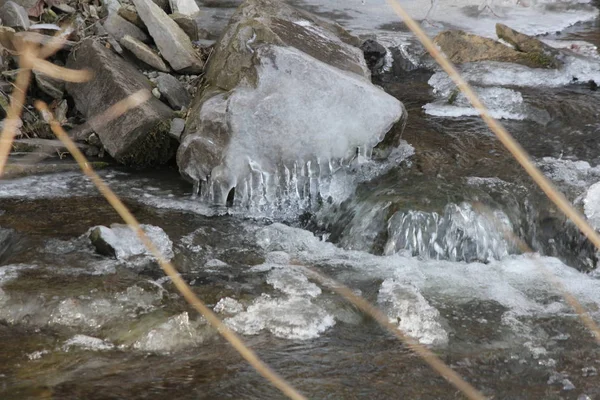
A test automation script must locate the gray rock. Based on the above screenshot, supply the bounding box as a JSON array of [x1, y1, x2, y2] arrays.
[[156, 73, 190, 110], [103, 12, 150, 43], [193, 6, 235, 40], [118, 5, 145, 29], [103, 0, 122, 14], [132, 0, 204, 73], [177, 0, 403, 205], [169, 117, 185, 140], [168, 0, 199, 16], [0, 0, 37, 13], [95, 23, 123, 54], [66, 39, 175, 167], [169, 12, 198, 41], [120, 34, 169, 72], [33, 70, 64, 99], [0, 1, 29, 30]]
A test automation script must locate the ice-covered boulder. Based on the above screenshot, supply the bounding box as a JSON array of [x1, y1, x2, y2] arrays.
[[177, 0, 405, 206]]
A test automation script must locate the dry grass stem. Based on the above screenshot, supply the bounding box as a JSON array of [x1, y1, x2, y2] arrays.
[[34, 100, 307, 400], [0, 45, 36, 176], [86, 89, 152, 131], [32, 59, 92, 82]]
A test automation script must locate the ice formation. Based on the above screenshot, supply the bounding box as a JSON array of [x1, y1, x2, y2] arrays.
[[378, 279, 448, 345], [89, 224, 174, 261], [182, 45, 403, 208], [384, 202, 514, 262], [424, 87, 527, 120]]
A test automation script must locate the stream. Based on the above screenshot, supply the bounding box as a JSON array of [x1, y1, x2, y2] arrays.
[[2, 0, 600, 399]]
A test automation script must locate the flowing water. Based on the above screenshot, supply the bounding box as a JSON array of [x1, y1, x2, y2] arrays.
[[3, 1, 600, 399]]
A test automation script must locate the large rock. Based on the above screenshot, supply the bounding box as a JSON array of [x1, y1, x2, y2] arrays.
[[131, 0, 204, 73], [434, 29, 560, 69], [66, 39, 175, 166], [177, 0, 404, 205]]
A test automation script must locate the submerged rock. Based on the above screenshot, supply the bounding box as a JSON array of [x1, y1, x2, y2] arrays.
[[177, 0, 404, 206], [66, 39, 175, 166], [434, 29, 560, 69]]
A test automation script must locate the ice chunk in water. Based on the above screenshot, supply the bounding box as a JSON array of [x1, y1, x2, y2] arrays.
[[424, 87, 527, 120], [214, 297, 244, 314], [266, 268, 322, 298], [63, 335, 114, 351], [133, 312, 206, 353], [584, 181, 600, 230], [225, 294, 335, 340], [378, 279, 448, 346], [89, 224, 174, 261]]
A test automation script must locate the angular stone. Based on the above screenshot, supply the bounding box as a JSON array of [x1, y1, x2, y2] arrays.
[[103, 12, 150, 43], [0, 1, 30, 30], [169, 117, 185, 140], [156, 73, 190, 110], [177, 0, 403, 205], [168, 0, 199, 16], [120, 34, 169, 72], [434, 30, 560, 69], [33, 70, 64, 99], [496, 23, 563, 68], [66, 39, 175, 166], [131, 0, 203, 73], [118, 5, 145, 30], [169, 12, 198, 41]]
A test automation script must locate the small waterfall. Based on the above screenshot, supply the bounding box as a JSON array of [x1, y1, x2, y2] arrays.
[[384, 203, 516, 262]]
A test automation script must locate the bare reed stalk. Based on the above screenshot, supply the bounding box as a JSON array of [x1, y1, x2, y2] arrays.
[[472, 203, 600, 343], [0, 44, 35, 176], [34, 101, 307, 400], [295, 264, 487, 400], [385, 0, 600, 252]]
